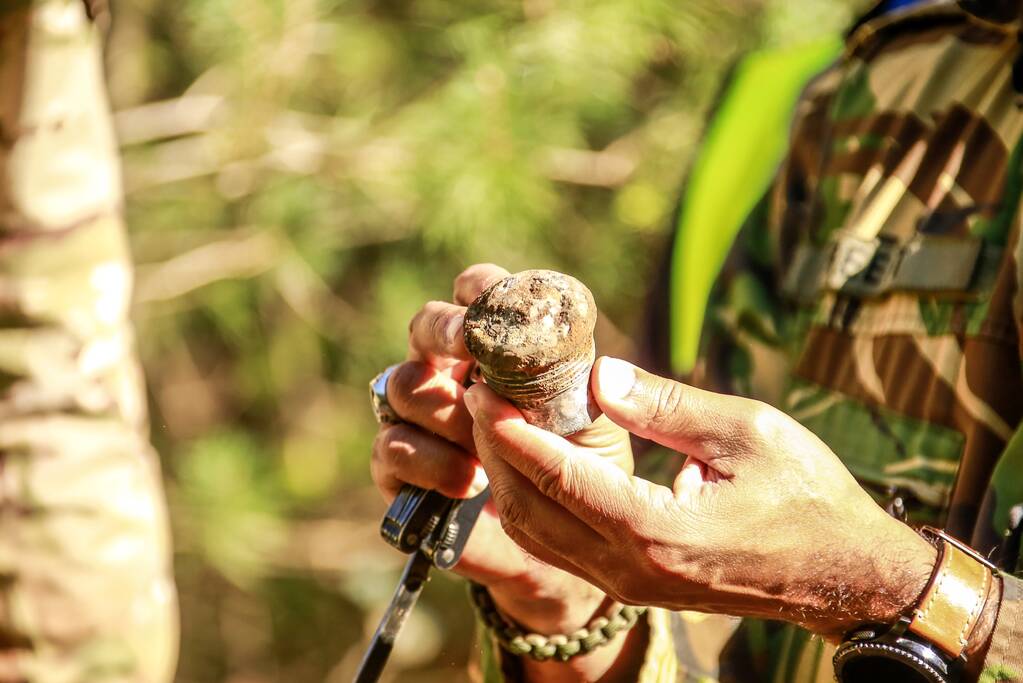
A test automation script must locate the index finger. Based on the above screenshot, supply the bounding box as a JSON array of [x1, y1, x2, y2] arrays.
[[466, 383, 647, 534], [453, 263, 510, 306]]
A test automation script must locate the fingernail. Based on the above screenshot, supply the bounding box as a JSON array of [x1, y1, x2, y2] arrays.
[[446, 314, 464, 347], [463, 387, 479, 417], [597, 357, 636, 401], [466, 466, 489, 497]]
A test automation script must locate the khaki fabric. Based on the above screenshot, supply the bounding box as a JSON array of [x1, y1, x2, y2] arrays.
[[0, 1, 178, 682], [479, 0, 1023, 680]]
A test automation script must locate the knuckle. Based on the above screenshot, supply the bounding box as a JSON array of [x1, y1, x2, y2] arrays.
[[386, 362, 426, 418], [455, 264, 508, 303], [387, 362, 415, 397], [426, 302, 457, 341], [459, 263, 500, 285], [748, 400, 789, 443], [650, 380, 688, 432], [532, 457, 570, 501], [453, 267, 481, 295], [380, 425, 416, 468], [411, 301, 449, 338], [490, 480, 527, 530]]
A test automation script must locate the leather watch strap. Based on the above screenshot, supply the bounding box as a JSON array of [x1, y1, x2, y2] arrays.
[[908, 527, 995, 658]]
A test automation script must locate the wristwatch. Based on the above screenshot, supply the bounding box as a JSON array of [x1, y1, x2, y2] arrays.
[[833, 526, 997, 683]]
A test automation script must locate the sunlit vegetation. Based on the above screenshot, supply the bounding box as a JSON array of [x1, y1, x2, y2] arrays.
[[107, 0, 856, 680]]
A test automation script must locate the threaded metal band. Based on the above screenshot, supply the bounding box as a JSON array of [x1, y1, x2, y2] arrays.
[[479, 345, 594, 407]]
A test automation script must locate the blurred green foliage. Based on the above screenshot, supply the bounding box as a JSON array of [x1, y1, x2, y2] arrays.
[[105, 0, 858, 680]]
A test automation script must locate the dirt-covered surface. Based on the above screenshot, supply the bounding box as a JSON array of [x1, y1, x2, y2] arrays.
[[463, 269, 596, 379]]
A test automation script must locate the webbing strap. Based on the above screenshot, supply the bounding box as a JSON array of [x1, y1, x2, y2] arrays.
[[781, 235, 1001, 302]]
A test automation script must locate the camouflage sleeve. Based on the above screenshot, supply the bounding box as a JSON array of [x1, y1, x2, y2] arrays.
[[978, 443, 1023, 683], [978, 428, 1023, 682], [0, 1, 177, 681], [975, 180, 1023, 682], [982, 574, 1023, 683], [977, 415, 1023, 666]]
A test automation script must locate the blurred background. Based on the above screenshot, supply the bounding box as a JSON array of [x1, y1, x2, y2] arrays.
[[98, 0, 859, 680]]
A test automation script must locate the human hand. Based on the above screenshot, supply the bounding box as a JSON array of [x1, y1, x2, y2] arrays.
[[465, 356, 940, 638], [370, 264, 634, 637]]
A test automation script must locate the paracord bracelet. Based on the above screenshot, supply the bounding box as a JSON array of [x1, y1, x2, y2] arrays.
[[468, 581, 648, 662]]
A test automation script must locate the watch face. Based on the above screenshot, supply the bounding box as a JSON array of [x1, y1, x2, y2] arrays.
[[833, 640, 949, 683]]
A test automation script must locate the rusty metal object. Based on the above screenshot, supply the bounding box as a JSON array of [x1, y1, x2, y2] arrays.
[[464, 269, 600, 436]]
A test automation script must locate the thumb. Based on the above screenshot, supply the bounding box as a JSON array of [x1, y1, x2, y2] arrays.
[[591, 357, 746, 461]]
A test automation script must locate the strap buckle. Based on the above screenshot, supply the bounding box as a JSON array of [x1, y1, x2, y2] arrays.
[[781, 235, 992, 303], [919, 526, 998, 573], [826, 235, 901, 298]]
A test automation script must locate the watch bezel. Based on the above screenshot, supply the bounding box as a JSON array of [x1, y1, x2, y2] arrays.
[[833, 619, 960, 683]]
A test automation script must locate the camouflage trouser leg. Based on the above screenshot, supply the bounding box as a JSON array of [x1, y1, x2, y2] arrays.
[[0, 1, 178, 681]]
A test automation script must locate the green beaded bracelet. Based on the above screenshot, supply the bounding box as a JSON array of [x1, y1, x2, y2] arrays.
[[468, 582, 647, 662]]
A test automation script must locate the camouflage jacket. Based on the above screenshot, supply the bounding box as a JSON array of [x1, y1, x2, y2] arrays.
[[479, 1, 1023, 681]]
